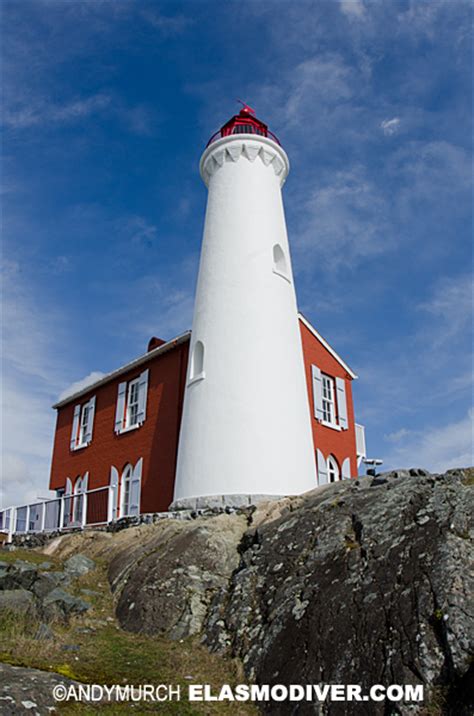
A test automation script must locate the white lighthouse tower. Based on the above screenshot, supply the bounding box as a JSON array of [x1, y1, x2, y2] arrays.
[[173, 106, 316, 508]]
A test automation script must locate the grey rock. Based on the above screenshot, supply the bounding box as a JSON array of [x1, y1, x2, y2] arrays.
[[0, 662, 79, 715], [0, 589, 36, 618], [109, 513, 248, 639], [9, 561, 38, 590], [202, 469, 473, 715], [31, 571, 65, 599], [41, 588, 91, 621], [38, 561, 53, 570], [370, 477, 388, 486], [63, 553, 95, 577]]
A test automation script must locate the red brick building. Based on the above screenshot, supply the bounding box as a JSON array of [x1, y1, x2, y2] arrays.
[[49, 315, 366, 520]]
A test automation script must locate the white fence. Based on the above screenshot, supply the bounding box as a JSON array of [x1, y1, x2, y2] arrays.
[[0, 486, 111, 542]]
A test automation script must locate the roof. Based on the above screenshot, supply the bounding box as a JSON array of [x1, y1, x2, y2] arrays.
[[298, 313, 358, 380], [53, 314, 357, 410], [52, 331, 191, 409]]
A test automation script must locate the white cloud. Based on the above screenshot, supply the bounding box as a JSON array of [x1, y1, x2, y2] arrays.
[[380, 117, 401, 136], [385, 428, 410, 443], [339, 1, 366, 19], [58, 372, 106, 402], [283, 55, 355, 127], [383, 410, 474, 473], [2, 93, 111, 129], [417, 274, 473, 347], [295, 166, 391, 271], [0, 262, 72, 508]]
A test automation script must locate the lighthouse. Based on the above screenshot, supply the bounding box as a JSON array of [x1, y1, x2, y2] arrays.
[[173, 106, 317, 507]]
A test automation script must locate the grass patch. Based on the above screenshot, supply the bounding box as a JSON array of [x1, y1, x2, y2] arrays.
[[0, 556, 256, 715], [0, 547, 60, 568], [461, 467, 474, 486]]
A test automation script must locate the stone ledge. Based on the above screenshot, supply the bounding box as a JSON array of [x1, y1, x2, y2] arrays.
[[169, 493, 283, 512]]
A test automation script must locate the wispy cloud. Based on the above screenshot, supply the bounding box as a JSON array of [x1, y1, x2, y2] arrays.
[[417, 274, 473, 347], [339, 1, 366, 20], [294, 165, 391, 271], [1, 261, 72, 507], [2, 93, 111, 129], [382, 410, 473, 473], [380, 117, 401, 136], [141, 9, 193, 35]]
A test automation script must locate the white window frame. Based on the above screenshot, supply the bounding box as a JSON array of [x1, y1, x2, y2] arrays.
[[71, 397, 95, 450], [78, 404, 90, 446], [125, 378, 140, 429], [321, 374, 338, 428], [327, 455, 340, 483], [73, 476, 84, 523], [115, 370, 148, 434], [120, 464, 133, 518]]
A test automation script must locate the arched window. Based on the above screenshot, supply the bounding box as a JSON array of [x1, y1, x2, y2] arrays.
[[327, 455, 340, 483], [73, 475, 84, 523], [120, 464, 133, 517], [189, 340, 205, 383], [272, 243, 290, 282]]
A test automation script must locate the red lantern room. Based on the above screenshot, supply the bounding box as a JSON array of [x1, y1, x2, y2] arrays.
[[207, 103, 281, 147]]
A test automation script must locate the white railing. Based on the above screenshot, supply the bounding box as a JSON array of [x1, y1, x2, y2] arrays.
[[0, 486, 112, 543], [355, 423, 366, 466]]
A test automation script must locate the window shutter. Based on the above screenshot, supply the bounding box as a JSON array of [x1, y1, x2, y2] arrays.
[[137, 370, 149, 424], [115, 382, 127, 433], [317, 449, 328, 485], [129, 458, 142, 516], [311, 365, 324, 421], [336, 377, 348, 429], [84, 396, 96, 444], [342, 458, 351, 481], [70, 405, 81, 450], [108, 466, 119, 522]]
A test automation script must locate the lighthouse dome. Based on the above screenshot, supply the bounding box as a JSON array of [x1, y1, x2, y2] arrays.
[[206, 104, 281, 147]]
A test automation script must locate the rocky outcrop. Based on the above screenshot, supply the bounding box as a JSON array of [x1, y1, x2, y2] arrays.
[[205, 469, 473, 714], [107, 469, 473, 714], [108, 513, 248, 639], [0, 555, 95, 623], [0, 663, 79, 715], [2, 469, 471, 714]]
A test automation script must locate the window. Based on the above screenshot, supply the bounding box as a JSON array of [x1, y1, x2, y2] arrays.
[[120, 464, 133, 517], [322, 374, 336, 425], [189, 341, 205, 384], [327, 455, 340, 483], [79, 405, 89, 445], [70, 396, 96, 450], [73, 476, 84, 523], [312, 365, 349, 431], [115, 370, 149, 434], [272, 244, 291, 282], [126, 378, 140, 428]]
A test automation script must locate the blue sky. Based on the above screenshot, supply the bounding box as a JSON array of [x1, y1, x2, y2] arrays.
[[2, 0, 472, 507]]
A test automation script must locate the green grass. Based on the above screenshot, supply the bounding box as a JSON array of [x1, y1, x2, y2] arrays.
[[0, 551, 256, 715], [0, 547, 60, 567]]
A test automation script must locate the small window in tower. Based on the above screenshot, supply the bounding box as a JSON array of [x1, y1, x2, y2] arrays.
[[189, 340, 205, 384], [272, 244, 291, 283]]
